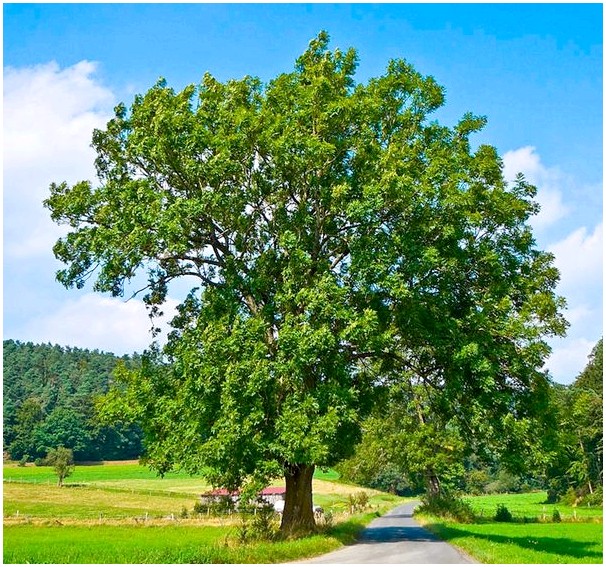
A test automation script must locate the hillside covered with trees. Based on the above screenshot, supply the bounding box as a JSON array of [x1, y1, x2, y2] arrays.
[[3, 340, 142, 462]]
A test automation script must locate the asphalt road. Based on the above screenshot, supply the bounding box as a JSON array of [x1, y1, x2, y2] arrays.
[[295, 501, 476, 564]]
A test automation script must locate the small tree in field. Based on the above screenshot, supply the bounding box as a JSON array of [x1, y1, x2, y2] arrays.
[[46, 447, 75, 487], [46, 32, 566, 533]]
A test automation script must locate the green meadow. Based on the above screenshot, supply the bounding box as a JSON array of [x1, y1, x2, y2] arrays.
[[4, 463, 603, 563], [3, 461, 401, 563]]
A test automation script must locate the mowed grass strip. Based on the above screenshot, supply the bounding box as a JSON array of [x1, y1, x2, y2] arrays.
[[3, 462, 407, 563], [419, 519, 604, 564], [416, 492, 603, 564]]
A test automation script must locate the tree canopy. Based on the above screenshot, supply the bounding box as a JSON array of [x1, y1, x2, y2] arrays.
[[45, 32, 567, 533]]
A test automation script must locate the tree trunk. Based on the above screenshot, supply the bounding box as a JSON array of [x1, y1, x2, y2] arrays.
[[280, 463, 316, 535], [426, 470, 441, 498]]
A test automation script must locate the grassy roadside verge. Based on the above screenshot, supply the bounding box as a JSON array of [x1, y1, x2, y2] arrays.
[[3, 510, 382, 563], [416, 516, 603, 564], [415, 492, 603, 564]]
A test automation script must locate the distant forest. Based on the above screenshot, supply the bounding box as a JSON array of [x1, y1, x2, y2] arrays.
[[3, 340, 143, 462]]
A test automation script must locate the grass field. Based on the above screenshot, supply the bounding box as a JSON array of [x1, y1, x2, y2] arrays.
[[3, 461, 403, 563], [4, 520, 383, 564], [3, 460, 345, 495], [462, 491, 603, 522], [421, 519, 603, 564], [5, 463, 603, 563], [416, 492, 603, 564]]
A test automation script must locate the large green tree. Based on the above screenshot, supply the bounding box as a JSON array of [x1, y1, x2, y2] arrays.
[[45, 33, 566, 533]]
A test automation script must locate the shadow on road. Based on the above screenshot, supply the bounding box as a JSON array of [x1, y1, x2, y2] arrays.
[[361, 525, 439, 543], [380, 512, 415, 519]]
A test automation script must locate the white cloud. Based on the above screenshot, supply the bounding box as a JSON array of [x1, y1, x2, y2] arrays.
[[15, 294, 179, 356], [4, 60, 114, 259], [543, 225, 603, 383], [548, 223, 603, 299], [4, 60, 113, 178], [503, 147, 602, 384], [3, 61, 192, 356], [502, 146, 569, 232], [545, 337, 599, 384]]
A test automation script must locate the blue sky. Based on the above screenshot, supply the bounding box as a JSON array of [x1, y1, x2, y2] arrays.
[[3, 2, 603, 384]]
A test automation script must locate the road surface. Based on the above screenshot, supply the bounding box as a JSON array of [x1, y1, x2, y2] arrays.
[[295, 501, 475, 564]]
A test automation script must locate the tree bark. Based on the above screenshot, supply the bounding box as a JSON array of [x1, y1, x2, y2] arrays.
[[280, 463, 316, 534], [426, 470, 441, 498]]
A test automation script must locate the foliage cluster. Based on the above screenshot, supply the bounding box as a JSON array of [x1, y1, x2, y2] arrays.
[[544, 339, 603, 503], [560, 485, 603, 507], [42, 446, 75, 487], [3, 340, 143, 462], [339, 338, 603, 502]]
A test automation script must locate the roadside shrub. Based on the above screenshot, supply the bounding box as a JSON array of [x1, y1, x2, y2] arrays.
[[347, 492, 370, 513], [545, 488, 560, 504], [560, 487, 579, 506], [577, 487, 603, 507], [494, 504, 513, 522], [356, 491, 369, 510], [465, 469, 490, 495], [18, 455, 29, 467], [237, 504, 280, 542], [321, 509, 334, 530], [552, 509, 562, 523], [251, 504, 280, 541], [417, 493, 476, 523]]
